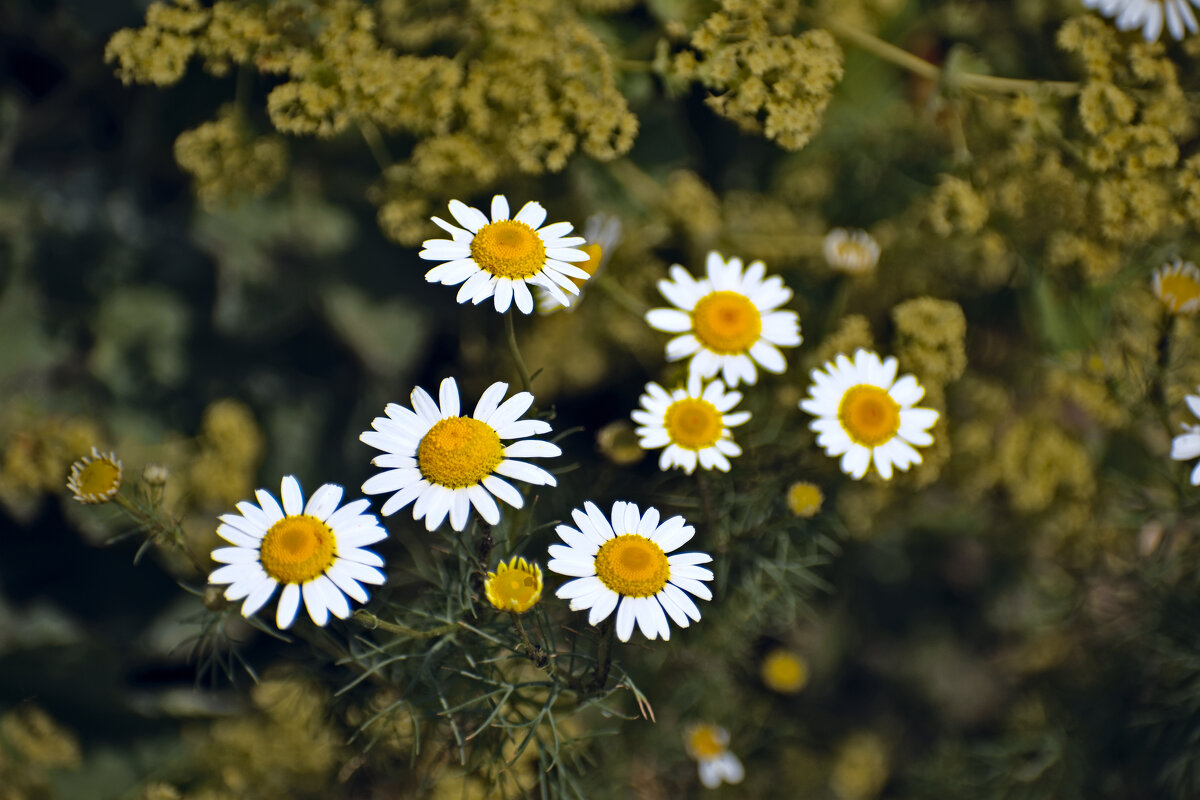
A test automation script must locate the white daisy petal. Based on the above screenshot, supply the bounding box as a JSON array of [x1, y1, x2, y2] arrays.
[[255, 491, 285, 525], [281, 476, 304, 516], [305, 483, 344, 521], [276, 583, 302, 629], [303, 579, 330, 626], [615, 598, 637, 641]]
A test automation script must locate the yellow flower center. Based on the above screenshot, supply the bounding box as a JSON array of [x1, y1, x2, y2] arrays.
[[786, 482, 824, 518], [76, 458, 121, 499], [594, 535, 670, 598], [761, 648, 809, 693], [470, 220, 547, 280], [259, 515, 336, 585], [686, 725, 727, 760], [692, 291, 762, 354], [663, 398, 724, 450], [1158, 272, 1200, 314], [417, 417, 504, 488], [838, 385, 901, 448], [834, 241, 873, 268], [484, 557, 543, 613]]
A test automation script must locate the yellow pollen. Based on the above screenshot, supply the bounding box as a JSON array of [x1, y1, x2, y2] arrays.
[[686, 725, 728, 760], [692, 291, 762, 354], [664, 398, 724, 450], [259, 515, 336, 584], [594, 534, 670, 598], [484, 557, 543, 613], [838, 385, 901, 448], [77, 459, 121, 498], [1158, 272, 1200, 314], [470, 220, 547, 280], [417, 417, 504, 488], [761, 648, 809, 693]]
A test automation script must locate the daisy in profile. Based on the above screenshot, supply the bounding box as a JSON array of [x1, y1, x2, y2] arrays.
[[420, 195, 591, 314], [484, 556, 543, 614], [823, 228, 880, 275], [684, 724, 745, 789], [208, 475, 388, 630], [645, 251, 801, 387], [1152, 258, 1200, 315], [547, 500, 712, 642], [535, 213, 622, 314], [66, 447, 122, 504], [1082, 0, 1199, 41], [800, 349, 939, 480], [1170, 387, 1200, 485], [360, 378, 560, 532], [631, 373, 750, 474]]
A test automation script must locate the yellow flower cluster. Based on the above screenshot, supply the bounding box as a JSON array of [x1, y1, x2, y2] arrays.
[[671, 0, 844, 150], [0, 402, 100, 520], [891, 297, 967, 386], [0, 705, 80, 799], [186, 398, 264, 510], [174, 108, 288, 209]]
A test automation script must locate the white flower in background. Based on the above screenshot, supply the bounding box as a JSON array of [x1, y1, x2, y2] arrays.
[[1170, 388, 1200, 485], [419, 195, 591, 314], [801, 348, 939, 480], [360, 378, 560, 531], [1152, 258, 1200, 315], [66, 447, 122, 504], [631, 373, 750, 474], [208, 476, 388, 629], [547, 501, 712, 642], [684, 724, 745, 789], [823, 227, 880, 275], [645, 251, 801, 387], [1082, 0, 1200, 41], [535, 213, 622, 314]]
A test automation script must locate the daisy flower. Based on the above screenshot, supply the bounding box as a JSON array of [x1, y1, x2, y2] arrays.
[[760, 648, 809, 694], [208, 475, 388, 630], [823, 228, 880, 275], [631, 373, 750, 474], [645, 251, 801, 387], [66, 447, 122, 504], [684, 724, 745, 789], [1082, 0, 1199, 41], [1152, 258, 1200, 315], [535, 213, 622, 314], [360, 377, 560, 532], [1170, 387, 1200, 485], [547, 500, 712, 642], [484, 556, 543, 614], [800, 349, 939, 481], [419, 195, 591, 314]]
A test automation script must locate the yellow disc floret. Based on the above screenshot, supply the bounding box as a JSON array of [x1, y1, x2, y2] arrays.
[[484, 556, 543, 613], [470, 220, 547, 280], [692, 291, 762, 354], [594, 534, 670, 598], [838, 385, 901, 448], [66, 448, 123, 504], [761, 648, 810, 693], [259, 515, 336, 585], [664, 398, 724, 450], [417, 417, 504, 488], [685, 724, 729, 760]]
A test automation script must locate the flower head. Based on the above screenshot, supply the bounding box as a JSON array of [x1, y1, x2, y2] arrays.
[[484, 556, 543, 613], [208, 476, 388, 629], [1170, 388, 1200, 484], [548, 501, 712, 642], [645, 251, 801, 387], [761, 648, 809, 693], [66, 447, 122, 504], [631, 373, 750, 474], [786, 481, 824, 517], [419, 195, 591, 314], [684, 724, 745, 789], [1153, 258, 1200, 315], [1082, 0, 1199, 41], [360, 378, 560, 531], [535, 213, 622, 314], [823, 228, 880, 275], [801, 349, 939, 480]]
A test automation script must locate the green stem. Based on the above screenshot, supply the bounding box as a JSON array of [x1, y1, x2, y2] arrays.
[[505, 310, 533, 394], [352, 609, 458, 638], [358, 119, 393, 171], [819, 15, 1079, 96], [589, 618, 616, 692], [593, 274, 650, 317]]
